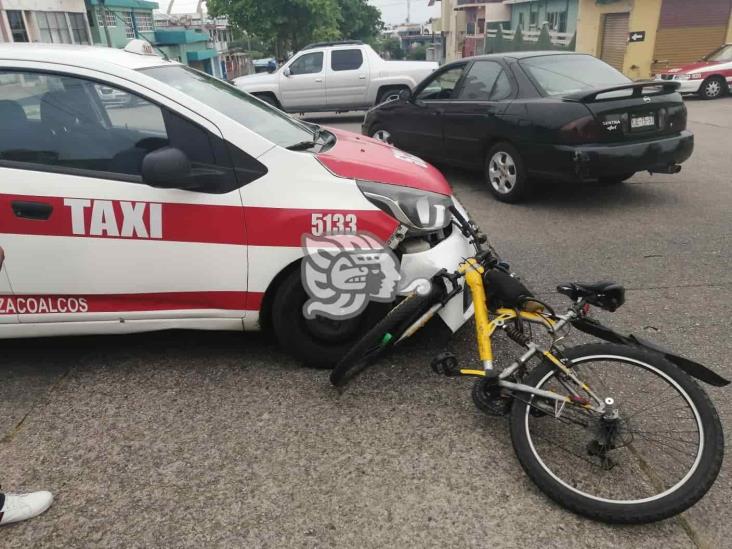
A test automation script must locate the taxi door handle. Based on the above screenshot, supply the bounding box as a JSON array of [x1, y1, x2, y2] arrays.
[[12, 201, 53, 221]]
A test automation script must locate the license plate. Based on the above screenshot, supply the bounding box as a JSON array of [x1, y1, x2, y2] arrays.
[[630, 114, 655, 129]]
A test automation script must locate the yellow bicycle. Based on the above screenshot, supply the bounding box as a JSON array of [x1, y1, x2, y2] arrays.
[[330, 208, 727, 524]]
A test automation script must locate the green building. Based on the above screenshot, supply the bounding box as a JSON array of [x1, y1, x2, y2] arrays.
[[508, 0, 579, 36], [85, 0, 222, 76]]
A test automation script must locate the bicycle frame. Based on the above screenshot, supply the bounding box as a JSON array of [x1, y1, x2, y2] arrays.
[[456, 258, 606, 413]]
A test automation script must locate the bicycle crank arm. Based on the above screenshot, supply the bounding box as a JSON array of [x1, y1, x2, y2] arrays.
[[572, 317, 730, 387]]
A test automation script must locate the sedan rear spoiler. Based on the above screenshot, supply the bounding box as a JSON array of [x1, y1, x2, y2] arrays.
[[564, 80, 681, 103]]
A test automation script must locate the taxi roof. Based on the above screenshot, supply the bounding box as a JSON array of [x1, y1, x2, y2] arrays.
[[0, 43, 175, 71]]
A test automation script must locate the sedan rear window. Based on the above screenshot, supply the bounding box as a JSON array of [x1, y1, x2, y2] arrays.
[[520, 54, 630, 96]]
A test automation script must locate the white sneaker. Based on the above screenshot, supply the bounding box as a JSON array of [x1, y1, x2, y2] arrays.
[[0, 491, 54, 526]]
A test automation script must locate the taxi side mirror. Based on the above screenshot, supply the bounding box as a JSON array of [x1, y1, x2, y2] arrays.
[[398, 88, 411, 101], [142, 147, 198, 190], [283, 67, 292, 77]]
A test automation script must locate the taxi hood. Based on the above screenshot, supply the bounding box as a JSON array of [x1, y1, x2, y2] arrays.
[[661, 61, 714, 74], [316, 127, 452, 196]]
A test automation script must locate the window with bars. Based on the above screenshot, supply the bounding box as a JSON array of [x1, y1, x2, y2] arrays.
[[97, 8, 116, 27], [68, 13, 90, 44], [134, 13, 154, 32], [546, 11, 567, 33], [124, 12, 135, 38], [7, 11, 29, 42], [36, 11, 72, 44]]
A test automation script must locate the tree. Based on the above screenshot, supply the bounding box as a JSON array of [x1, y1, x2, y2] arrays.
[[536, 22, 553, 50], [511, 24, 524, 52], [378, 36, 404, 60], [407, 44, 426, 61], [207, 0, 341, 57], [336, 0, 383, 42]]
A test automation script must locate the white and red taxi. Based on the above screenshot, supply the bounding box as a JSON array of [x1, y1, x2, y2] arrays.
[[655, 43, 732, 99], [0, 41, 474, 366]]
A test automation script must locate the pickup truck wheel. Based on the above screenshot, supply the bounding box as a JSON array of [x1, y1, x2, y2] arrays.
[[485, 143, 530, 203], [376, 86, 408, 105], [370, 125, 393, 145], [271, 270, 388, 369]]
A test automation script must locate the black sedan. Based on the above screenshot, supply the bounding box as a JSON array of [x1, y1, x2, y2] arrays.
[[362, 52, 693, 202]]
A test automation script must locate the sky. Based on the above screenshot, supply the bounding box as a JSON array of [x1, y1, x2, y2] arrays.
[[369, 0, 440, 25], [156, 0, 440, 26]]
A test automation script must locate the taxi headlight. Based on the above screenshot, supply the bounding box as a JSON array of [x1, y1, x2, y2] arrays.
[[356, 180, 452, 235], [674, 74, 692, 81]]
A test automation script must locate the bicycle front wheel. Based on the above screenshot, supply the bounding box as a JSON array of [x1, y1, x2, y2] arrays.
[[329, 291, 436, 388], [509, 343, 724, 523]]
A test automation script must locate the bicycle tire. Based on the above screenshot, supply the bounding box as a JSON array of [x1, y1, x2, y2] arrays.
[[509, 343, 724, 523], [330, 291, 436, 388]]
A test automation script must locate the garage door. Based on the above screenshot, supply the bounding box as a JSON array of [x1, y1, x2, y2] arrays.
[[653, 0, 732, 70], [600, 13, 630, 72]]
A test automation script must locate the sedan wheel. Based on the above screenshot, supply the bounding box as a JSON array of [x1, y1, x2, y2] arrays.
[[371, 128, 393, 145], [700, 76, 725, 99], [488, 151, 518, 194], [485, 143, 529, 203]]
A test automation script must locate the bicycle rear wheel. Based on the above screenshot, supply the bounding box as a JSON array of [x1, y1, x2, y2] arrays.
[[509, 343, 724, 523], [329, 291, 436, 388]]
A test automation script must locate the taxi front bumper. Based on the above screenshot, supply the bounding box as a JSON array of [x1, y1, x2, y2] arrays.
[[396, 203, 476, 332]]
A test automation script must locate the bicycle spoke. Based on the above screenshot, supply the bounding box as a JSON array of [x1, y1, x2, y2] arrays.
[[522, 355, 704, 504]]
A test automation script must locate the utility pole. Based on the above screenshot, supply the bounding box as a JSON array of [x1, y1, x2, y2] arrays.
[[406, 0, 411, 23], [99, 0, 112, 47]]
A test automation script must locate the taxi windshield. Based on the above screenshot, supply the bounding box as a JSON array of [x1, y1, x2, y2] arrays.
[[706, 44, 732, 62], [141, 65, 314, 148]]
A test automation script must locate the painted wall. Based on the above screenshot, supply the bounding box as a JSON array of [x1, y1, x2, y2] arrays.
[[727, 9, 732, 42], [2, 0, 86, 11], [576, 0, 662, 80]]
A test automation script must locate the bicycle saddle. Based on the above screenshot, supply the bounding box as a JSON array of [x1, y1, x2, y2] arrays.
[[556, 281, 625, 312]]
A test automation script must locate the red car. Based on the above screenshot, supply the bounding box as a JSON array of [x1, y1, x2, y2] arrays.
[[655, 43, 732, 99]]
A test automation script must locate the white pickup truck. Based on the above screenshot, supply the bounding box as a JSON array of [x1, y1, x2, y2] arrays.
[[233, 40, 438, 112]]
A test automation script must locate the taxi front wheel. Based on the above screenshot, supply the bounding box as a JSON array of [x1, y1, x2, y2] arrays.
[[271, 270, 387, 369]]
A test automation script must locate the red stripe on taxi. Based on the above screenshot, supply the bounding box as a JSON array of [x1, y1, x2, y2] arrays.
[[0, 291, 264, 314], [0, 194, 399, 247]]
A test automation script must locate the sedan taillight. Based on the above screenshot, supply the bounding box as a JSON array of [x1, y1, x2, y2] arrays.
[[666, 104, 687, 131], [559, 115, 604, 144]]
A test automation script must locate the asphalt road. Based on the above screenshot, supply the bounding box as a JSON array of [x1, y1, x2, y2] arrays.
[[2, 97, 731, 548]]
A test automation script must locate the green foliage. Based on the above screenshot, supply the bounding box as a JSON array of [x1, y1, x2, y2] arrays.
[[487, 25, 504, 54], [208, 0, 384, 57], [336, 0, 383, 42], [536, 23, 553, 50], [406, 44, 426, 61], [377, 36, 405, 60], [208, 0, 341, 56], [511, 24, 524, 52]]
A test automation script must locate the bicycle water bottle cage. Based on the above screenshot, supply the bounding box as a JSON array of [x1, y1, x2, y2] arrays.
[[556, 281, 625, 312]]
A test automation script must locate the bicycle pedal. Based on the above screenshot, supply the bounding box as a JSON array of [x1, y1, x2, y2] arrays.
[[431, 352, 460, 377]]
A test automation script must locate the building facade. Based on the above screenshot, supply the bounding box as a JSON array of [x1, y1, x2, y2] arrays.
[[85, 0, 156, 47], [456, 0, 511, 57], [506, 0, 578, 35], [575, 0, 732, 79], [0, 0, 91, 44], [433, 0, 577, 61]]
